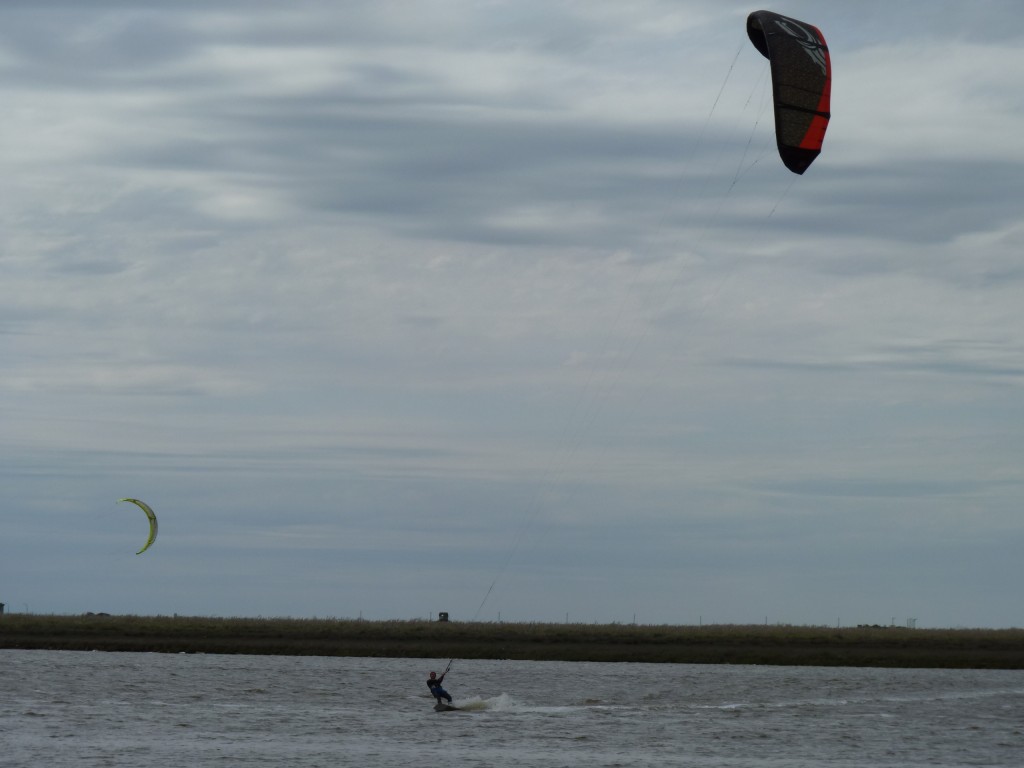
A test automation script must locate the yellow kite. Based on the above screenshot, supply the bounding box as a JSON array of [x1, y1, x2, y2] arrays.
[[119, 498, 158, 555]]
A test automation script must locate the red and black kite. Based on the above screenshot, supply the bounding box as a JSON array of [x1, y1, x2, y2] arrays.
[[747, 10, 831, 174]]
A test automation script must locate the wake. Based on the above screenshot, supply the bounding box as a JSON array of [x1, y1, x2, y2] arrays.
[[452, 693, 517, 712], [452, 693, 609, 715]]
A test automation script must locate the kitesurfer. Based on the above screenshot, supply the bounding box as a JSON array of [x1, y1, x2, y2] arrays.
[[427, 671, 453, 705]]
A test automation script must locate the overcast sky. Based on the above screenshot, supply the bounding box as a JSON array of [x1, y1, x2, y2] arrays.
[[3, 1, 1022, 629]]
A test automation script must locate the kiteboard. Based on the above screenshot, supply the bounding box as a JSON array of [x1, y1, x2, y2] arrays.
[[433, 702, 460, 712]]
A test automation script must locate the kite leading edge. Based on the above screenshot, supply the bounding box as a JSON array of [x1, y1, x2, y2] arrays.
[[119, 498, 158, 555]]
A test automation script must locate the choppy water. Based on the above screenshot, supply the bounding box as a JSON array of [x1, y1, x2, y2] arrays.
[[3, 649, 1023, 767]]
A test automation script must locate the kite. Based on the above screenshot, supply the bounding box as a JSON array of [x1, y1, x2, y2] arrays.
[[747, 10, 831, 174], [119, 498, 158, 555]]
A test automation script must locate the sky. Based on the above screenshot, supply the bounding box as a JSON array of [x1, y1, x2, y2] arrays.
[[2, 1, 1023, 629]]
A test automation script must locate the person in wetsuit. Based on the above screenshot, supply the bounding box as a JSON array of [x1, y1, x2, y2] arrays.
[[427, 670, 453, 704]]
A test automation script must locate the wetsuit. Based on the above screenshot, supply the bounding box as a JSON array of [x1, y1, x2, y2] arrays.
[[427, 673, 452, 703]]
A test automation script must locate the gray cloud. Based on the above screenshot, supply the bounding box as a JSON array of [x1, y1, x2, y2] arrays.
[[2, 1, 1023, 628]]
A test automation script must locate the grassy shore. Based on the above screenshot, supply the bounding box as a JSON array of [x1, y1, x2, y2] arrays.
[[2, 614, 1023, 669]]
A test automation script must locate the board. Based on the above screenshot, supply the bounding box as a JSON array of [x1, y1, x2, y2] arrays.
[[433, 702, 460, 712]]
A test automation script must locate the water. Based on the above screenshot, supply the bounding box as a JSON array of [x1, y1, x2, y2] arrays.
[[3, 649, 1023, 767]]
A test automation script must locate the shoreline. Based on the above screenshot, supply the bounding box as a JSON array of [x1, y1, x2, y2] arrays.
[[2, 614, 1023, 669]]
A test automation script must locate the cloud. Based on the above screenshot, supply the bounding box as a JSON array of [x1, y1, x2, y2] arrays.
[[2, 1, 1023, 627]]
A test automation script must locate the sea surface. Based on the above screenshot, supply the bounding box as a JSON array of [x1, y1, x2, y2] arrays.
[[3, 649, 1023, 767]]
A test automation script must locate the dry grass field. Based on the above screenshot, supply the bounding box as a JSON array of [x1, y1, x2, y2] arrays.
[[2, 614, 1023, 668]]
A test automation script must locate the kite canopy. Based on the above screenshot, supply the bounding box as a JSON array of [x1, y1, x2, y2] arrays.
[[119, 498, 158, 555], [747, 10, 831, 174]]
